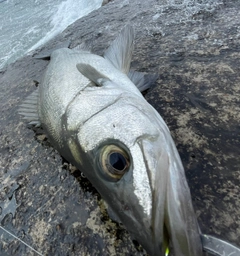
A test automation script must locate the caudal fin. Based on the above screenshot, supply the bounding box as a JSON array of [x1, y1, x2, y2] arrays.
[[18, 89, 41, 127]]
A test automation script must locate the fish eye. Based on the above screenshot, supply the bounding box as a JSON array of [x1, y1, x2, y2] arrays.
[[99, 145, 130, 181], [109, 152, 126, 171]]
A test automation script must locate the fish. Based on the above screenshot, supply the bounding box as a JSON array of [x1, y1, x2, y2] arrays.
[[19, 25, 203, 256]]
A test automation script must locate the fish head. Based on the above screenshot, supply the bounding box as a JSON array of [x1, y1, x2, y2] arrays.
[[75, 93, 165, 253], [67, 83, 201, 255], [89, 134, 169, 256]]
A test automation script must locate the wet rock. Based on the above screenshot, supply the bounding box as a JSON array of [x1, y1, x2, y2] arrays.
[[0, 0, 239, 255], [102, 0, 112, 6]]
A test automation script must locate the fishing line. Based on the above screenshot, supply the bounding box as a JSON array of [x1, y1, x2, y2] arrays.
[[0, 225, 44, 256]]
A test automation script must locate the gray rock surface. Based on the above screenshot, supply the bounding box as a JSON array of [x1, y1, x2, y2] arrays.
[[0, 0, 239, 255]]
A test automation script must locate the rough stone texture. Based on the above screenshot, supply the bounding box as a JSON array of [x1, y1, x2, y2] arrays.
[[0, 0, 240, 255]]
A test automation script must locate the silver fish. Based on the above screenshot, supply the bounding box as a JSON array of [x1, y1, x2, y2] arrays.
[[19, 26, 203, 255]]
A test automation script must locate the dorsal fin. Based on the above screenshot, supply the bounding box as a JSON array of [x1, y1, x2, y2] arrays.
[[104, 25, 134, 74], [18, 89, 41, 127], [71, 41, 92, 53], [128, 70, 158, 92]]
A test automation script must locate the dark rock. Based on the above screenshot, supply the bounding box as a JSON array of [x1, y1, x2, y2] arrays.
[[0, 0, 239, 255]]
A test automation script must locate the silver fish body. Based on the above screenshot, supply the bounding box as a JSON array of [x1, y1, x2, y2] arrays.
[[20, 26, 203, 256]]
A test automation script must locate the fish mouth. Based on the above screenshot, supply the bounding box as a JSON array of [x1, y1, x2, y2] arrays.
[[90, 135, 202, 255], [117, 137, 170, 255], [143, 146, 170, 255], [133, 136, 202, 256]]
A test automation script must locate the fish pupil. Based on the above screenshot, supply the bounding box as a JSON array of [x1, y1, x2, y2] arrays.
[[109, 152, 126, 171]]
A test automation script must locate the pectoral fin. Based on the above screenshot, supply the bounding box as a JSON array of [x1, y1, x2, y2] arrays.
[[76, 63, 110, 87]]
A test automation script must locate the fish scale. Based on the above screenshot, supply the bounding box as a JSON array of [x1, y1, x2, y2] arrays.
[[40, 48, 141, 147]]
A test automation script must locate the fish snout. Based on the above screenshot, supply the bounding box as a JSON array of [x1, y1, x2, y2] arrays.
[[128, 139, 170, 255]]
